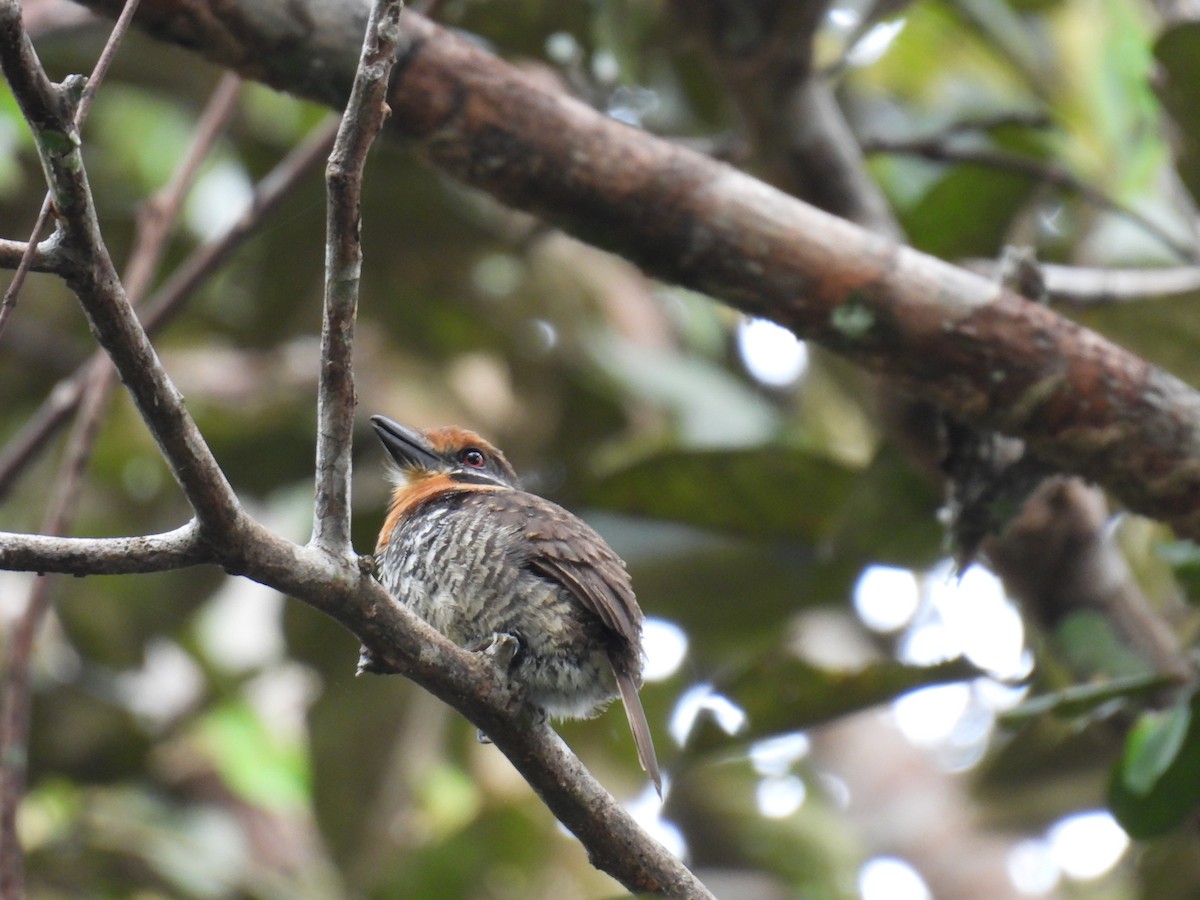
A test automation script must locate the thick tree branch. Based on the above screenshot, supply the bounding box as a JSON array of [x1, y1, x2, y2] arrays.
[[69, 0, 1200, 538], [312, 0, 403, 554], [670, 4, 1191, 685]]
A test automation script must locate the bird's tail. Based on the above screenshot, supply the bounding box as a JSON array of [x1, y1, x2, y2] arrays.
[[614, 667, 662, 798]]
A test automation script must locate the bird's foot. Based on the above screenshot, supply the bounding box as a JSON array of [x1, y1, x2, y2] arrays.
[[471, 633, 526, 745], [473, 632, 521, 671]]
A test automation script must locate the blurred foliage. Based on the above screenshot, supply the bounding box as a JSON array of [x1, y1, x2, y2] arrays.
[[1111, 690, 1200, 839], [1154, 22, 1200, 207], [4, 0, 1200, 897]]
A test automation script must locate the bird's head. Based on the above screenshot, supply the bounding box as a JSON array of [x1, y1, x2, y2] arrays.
[[371, 415, 520, 490]]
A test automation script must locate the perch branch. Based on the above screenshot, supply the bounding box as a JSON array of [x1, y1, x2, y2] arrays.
[[1, 2, 711, 895], [215, 522, 714, 898]]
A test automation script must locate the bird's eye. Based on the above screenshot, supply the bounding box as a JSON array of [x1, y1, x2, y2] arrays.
[[460, 448, 486, 468]]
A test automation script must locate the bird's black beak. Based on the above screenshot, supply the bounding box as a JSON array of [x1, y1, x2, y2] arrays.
[[371, 415, 442, 471]]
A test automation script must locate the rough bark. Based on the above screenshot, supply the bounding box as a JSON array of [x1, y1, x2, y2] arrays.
[[70, 0, 1200, 538]]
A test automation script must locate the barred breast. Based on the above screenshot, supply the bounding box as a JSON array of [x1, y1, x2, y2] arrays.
[[377, 490, 622, 718]]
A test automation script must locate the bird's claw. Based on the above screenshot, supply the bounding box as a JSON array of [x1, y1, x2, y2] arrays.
[[471, 633, 528, 746], [473, 632, 521, 671]]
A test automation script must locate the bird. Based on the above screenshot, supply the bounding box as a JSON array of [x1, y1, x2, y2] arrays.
[[369, 414, 662, 796]]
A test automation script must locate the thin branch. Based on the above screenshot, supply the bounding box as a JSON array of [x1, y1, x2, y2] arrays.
[[0, 361, 94, 502], [123, 72, 242, 302], [0, 522, 209, 574], [0, 1, 60, 341], [0, 5, 713, 893], [3, 1, 244, 541], [862, 136, 1200, 263], [0, 119, 337, 503], [0, 199, 51, 340], [0, 10, 230, 891], [138, 118, 337, 333], [72, 0, 140, 123], [0, 367, 112, 898], [965, 259, 1200, 306], [0, 234, 61, 272], [313, 0, 404, 554], [0, 0, 141, 341]]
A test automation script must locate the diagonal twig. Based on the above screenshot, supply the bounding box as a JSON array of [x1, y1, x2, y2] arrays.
[[861, 136, 1200, 263], [964, 259, 1200, 306], [123, 72, 242, 302], [0, 23, 239, 896], [0, 119, 337, 504], [0, 370, 111, 897], [0, 0, 143, 342]]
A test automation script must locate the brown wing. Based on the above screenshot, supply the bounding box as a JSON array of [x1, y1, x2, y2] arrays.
[[482, 490, 642, 648], [481, 490, 661, 795]]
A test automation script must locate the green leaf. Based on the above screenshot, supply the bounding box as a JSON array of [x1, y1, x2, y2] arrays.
[[826, 445, 943, 568], [194, 700, 310, 811], [1110, 691, 1200, 839], [585, 447, 859, 541], [1054, 610, 1153, 680], [1155, 22, 1200, 205], [1001, 673, 1171, 725], [1155, 539, 1200, 601], [903, 164, 1037, 259], [683, 653, 982, 758], [1123, 703, 1192, 797]]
